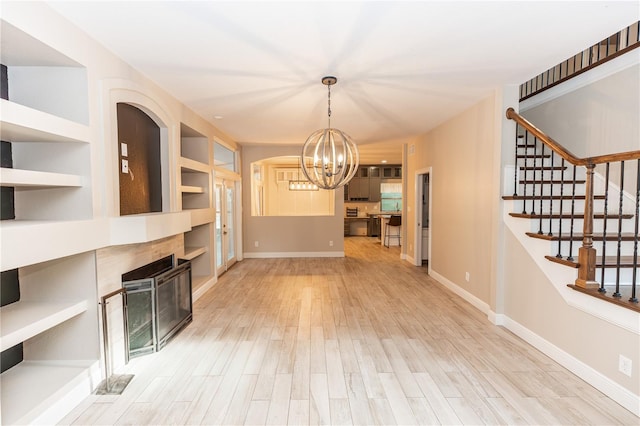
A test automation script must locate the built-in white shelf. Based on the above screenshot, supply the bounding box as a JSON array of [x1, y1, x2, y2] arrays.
[[0, 167, 83, 188], [0, 360, 99, 425], [0, 300, 87, 351], [190, 208, 215, 227], [181, 185, 205, 194], [0, 99, 90, 144], [179, 156, 209, 173], [109, 211, 191, 246], [0, 219, 110, 272], [182, 246, 207, 261]]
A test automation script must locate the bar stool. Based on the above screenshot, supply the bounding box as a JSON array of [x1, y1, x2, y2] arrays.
[[384, 215, 401, 247]]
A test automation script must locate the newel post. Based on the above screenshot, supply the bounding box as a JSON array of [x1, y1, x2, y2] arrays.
[[575, 163, 599, 289]]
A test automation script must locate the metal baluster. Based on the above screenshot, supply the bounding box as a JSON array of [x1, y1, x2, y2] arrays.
[[538, 143, 545, 234], [567, 165, 578, 261], [531, 137, 538, 215], [548, 152, 554, 236], [614, 161, 625, 298], [599, 163, 610, 293], [522, 130, 529, 214], [556, 159, 566, 258], [630, 159, 639, 303], [514, 128, 521, 196]]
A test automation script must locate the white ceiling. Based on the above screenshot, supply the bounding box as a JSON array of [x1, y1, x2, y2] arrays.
[[48, 1, 639, 164]]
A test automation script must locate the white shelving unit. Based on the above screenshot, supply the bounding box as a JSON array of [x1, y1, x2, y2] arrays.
[[0, 167, 83, 188], [0, 300, 88, 351], [0, 18, 100, 425], [180, 123, 216, 296]]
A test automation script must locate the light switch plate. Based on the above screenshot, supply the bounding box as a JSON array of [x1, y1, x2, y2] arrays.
[[121, 142, 128, 157], [121, 159, 129, 174]]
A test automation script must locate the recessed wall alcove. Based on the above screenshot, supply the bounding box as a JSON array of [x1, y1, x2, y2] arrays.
[[117, 103, 162, 215]]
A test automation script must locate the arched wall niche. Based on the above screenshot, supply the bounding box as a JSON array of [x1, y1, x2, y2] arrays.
[[99, 80, 176, 217]]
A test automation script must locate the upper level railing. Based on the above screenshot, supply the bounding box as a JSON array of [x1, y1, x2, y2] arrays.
[[506, 108, 640, 311], [520, 21, 640, 101]]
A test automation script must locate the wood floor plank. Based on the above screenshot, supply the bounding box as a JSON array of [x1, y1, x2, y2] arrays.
[[244, 400, 269, 426], [352, 339, 386, 399], [266, 373, 292, 425], [310, 326, 327, 374], [378, 372, 418, 425], [329, 398, 353, 425], [288, 399, 310, 425], [221, 374, 259, 426], [61, 237, 638, 426], [309, 373, 331, 425], [325, 339, 348, 398]]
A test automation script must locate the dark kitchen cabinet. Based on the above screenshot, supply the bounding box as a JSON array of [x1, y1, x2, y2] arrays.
[[382, 165, 402, 178], [368, 166, 381, 202]]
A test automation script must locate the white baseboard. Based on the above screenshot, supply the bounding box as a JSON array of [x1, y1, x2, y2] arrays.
[[243, 251, 345, 259], [192, 276, 216, 302], [428, 271, 640, 417], [503, 316, 640, 417], [488, 311, 506, 326], [429, 269, 490, 314]]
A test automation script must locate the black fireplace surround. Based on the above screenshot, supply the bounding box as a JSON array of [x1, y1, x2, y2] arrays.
[[122, 255, 192, 359]]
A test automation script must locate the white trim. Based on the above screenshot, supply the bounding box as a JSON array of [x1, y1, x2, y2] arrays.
[[426, 268, 640, 417], [413, 167, 432, 267], [429, 269, 490, 315], [488, 311, 506, 326], [520, 49, 640, 112], [243, 251, 345, 259], [503, 316, 640, 417], [192, 276, 216, 302]]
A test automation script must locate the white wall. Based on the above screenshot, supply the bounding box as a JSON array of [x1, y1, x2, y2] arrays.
[[406, 80, 640, 414]]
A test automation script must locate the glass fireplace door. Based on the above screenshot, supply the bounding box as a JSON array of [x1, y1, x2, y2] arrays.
[[124, 281, 156, 359], [155, 262, 192, 350]]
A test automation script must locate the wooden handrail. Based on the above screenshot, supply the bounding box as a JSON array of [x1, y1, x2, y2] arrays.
[[506, 107, 640, 292], [506, 108, 640, 166]]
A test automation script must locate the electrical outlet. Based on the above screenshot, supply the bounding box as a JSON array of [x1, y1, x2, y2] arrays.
[[121, 159, 129, 174], [254, 241, 259, 248], [619, 355, 632, 377], [465, 272, 470, 282], [329, 240, 334, 247]]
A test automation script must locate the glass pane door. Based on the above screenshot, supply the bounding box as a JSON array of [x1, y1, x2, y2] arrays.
[[215, 179, 237, 276]]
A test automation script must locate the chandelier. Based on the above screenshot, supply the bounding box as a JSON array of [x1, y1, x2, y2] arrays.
[[289, 156, 318, 191], [301, 76, 359, 190]]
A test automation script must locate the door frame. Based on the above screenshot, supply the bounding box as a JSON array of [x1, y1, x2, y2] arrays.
[[413, 167, 432, 271], [214, 169, 242, 277]]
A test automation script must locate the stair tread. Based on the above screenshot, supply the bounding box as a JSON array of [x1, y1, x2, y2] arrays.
[[519, 166, 568, 170], [503, 195, 605, 201], [517, 154, 552, 158], [510, 212, 634, 219], [518, 179, 586, 184], [567, 285, 639, 312], [545, 254, 638, 268], [526, 232, 638, 241]]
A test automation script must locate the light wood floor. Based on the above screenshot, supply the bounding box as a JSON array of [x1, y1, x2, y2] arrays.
[[60, 237, 639, 425]]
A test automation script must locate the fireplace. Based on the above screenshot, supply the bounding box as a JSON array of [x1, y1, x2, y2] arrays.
[[122, 255, 192, 359]]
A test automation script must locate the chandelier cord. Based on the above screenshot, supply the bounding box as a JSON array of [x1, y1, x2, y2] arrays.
[[327, 82, 331, 129]]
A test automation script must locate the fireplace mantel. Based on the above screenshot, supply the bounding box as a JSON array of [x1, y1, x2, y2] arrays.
[[109, 211, 191, 246]]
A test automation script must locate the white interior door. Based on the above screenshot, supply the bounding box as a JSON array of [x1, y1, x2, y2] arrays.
[[215, 179, 237, 275]]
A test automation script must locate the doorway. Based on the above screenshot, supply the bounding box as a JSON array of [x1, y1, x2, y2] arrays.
[[215, 178, 237, 276], [414, 168, 432, 269]]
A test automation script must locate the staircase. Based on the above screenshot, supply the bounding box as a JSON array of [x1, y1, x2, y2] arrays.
[[504, 108, 639, 312]]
